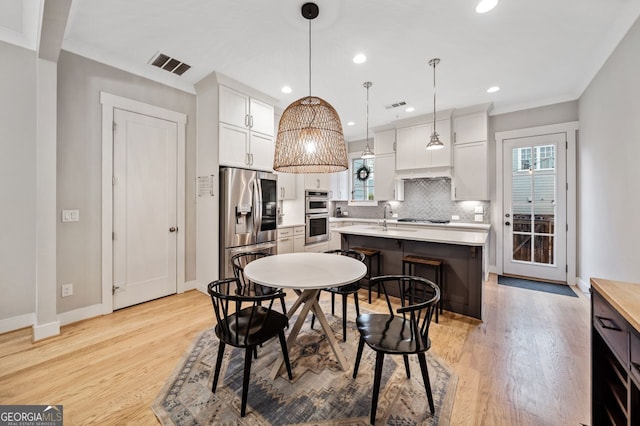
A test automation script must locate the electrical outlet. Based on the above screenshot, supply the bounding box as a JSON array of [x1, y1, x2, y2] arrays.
[[61, 283, 73, 297], [474, 214, 484, 222], [392, 213, 398, 218], [451, 215, 460, 221], [62, 209, 80, 222], [474, 206, 484, 214]]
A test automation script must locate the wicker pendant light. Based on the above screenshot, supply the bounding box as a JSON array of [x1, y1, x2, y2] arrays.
[[426, 58, 444, 151], [273, 2, 348, 174], [361, 81, 375, 159]]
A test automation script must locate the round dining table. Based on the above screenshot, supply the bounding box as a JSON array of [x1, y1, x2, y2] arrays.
[[244, 252, 367, 378]]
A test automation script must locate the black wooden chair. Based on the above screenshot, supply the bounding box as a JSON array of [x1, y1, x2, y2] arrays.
[[311, 249, 366, 342], [231, 251, 287, 315], [207, 277, 293, 417], [352, 275, 440, 425]]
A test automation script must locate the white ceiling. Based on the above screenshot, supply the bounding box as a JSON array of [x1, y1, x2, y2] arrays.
[[3, 0, 640, 141]]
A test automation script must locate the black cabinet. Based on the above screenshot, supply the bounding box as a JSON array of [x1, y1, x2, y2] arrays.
[[592, 288, 640, 425]]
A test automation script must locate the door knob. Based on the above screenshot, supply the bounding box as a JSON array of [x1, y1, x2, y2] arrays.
[[505, 221, 511, 226], [169, 227, 177, 232]]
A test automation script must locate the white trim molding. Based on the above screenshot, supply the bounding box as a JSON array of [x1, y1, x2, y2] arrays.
[[0, 313, 34, 335], [58, 303, 104, 326], [33, 320, 60, 342], [495, 121, 578, 285], [100, 92, 187, 314]]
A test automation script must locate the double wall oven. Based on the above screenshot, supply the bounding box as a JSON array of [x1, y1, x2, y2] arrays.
[[305, 190, 330, 245]]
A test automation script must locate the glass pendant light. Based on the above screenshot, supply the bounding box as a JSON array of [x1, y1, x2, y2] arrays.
[[426, 58, 444, 151], [361, 81, 375, 159], [273, 2, 348, 173]]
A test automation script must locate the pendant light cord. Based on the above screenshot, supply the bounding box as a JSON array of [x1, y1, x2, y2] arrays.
[[366, 83, 369, 143], [308, 18, 312, 98], [432, 60, 437, 132]]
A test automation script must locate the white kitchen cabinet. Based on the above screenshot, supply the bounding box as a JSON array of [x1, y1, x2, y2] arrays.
[[374, 129, 396, 154], [304, 241, 329, 253], [293, 226, 305, 252], [375, 153, 404, 201], [452, 111, 487, 145], [219, 85, 274, 137], [219, 123, 274, 171], [396, 119, 451, 171], [304, 173, 331, 190], [276, 172, 297, 200], [330, 170, 350, 201], [453, 141, 488, 200], [277, 227, 294, 254], [219, 85, 275, 171]]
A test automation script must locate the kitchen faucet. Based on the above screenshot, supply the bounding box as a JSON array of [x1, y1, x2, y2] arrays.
[[382, 203, 393, 231]]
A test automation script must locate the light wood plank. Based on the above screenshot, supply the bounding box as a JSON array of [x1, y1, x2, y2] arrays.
[[0, 276, 590, 425]]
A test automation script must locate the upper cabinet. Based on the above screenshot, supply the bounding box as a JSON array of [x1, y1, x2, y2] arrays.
[[219, 85, 275, 171], [451, 109, 490, 200], [396, 119, 451, 171], [330, 170, 350, 201], [304, 173, 331, 190], [375, 153, 404, 201], [374, 129, 396, 155], [276, 172, 297, 200]]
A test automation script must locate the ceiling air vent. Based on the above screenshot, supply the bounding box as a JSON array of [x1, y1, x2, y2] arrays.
[[384, 101, 407, 110], [149, 52, 191, 76]]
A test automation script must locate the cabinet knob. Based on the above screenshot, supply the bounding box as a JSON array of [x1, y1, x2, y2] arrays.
[[504, 221, 511, 226], [169, 227, 177, 232]]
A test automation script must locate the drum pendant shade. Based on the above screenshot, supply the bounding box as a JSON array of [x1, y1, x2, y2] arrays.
[[273, 3, 348, 174]]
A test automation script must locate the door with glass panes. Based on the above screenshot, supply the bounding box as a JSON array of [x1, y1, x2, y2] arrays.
[[502, 133, 566, 282]]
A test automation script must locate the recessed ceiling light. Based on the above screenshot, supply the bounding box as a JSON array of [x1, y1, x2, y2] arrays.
[[487, 86, 500, 93], [347, 121, 355, 126], [405, 107, 415, 112], [281, 85, 292, 94], [353, 54, 367, 64], [476, 0, 498, 13]]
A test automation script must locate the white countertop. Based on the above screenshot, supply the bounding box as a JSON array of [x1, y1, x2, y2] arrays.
[[330, 217, 490, 231], [277, 223, 305, 228], [334, 224, 488, 246]]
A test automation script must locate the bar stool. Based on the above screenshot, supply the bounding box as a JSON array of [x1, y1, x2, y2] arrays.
[[351, 247, 381, 303], [401, 255, 444, 323]]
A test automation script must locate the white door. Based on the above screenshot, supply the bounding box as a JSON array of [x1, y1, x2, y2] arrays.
[[503, 133, 566, 282], [113, 109, 178, 309]]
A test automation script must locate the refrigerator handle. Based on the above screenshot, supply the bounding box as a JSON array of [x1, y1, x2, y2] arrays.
[[253, 178, 263, 237], [228, 241, 277, 256]]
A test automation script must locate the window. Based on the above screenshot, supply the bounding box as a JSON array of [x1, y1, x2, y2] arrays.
[[352, 157, 375, 201], [515, 145, 555, 172]]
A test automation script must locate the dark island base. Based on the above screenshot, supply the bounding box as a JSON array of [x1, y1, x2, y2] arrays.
[[342, 234, 484, 320]]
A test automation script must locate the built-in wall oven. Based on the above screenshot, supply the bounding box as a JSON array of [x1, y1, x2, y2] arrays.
[[305, 190, 330, 245]]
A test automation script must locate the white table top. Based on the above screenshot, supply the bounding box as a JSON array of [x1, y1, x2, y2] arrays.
[[244, 252, 367, 290]]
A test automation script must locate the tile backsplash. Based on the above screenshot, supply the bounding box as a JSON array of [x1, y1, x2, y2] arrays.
[[333, 177, 490, 223]]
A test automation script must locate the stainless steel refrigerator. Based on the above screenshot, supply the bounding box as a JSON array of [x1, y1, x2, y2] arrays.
[[219, 167, 278, 279]]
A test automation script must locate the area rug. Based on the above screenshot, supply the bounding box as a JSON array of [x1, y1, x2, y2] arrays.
[[152, 309, 457, 425], [498, 275, 578, 297]]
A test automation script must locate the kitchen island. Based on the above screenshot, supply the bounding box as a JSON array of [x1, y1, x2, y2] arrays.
[[334, 224, 489, 320]]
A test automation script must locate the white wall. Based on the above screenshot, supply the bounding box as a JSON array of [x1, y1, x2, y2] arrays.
[[0, 41, 37, 324], [578, 16, 640, 285], [56, 51, 197, 314]]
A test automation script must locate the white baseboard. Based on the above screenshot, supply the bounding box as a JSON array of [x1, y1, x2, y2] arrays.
[[180, 279, 198, 293], [576, 277, 591, 295], [195, 281, 208, 295], [32, 320, 60, 341], [58, 303, 104, 326], [0, 312, 34, 334]]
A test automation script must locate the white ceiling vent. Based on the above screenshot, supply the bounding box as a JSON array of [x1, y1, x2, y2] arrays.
[[384, 101, 407, 110], [149, 52, 191, 76]]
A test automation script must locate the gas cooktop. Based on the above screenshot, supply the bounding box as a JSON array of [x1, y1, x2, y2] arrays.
[[397, 218, 450, 224]]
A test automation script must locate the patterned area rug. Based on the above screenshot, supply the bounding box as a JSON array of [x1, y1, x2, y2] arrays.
[[152, 308, 457, 425]]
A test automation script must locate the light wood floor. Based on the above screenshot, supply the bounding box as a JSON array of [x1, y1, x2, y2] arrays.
[[0, 274, 590, 425]]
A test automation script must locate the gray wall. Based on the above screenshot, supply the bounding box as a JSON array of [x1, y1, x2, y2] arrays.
[[0, 41, 37, 321], [56, 51, 197, 313], [578, 16, 640, 284]]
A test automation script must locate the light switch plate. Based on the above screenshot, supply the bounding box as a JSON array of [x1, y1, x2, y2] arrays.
[[474, 214, 484, 222], [62, 209, 80, 222], [474, 206, 484, 214], [61, 283, 73, 297], [451, 215, 460, 221]]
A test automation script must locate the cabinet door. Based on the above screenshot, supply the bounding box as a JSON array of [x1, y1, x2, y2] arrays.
[[453, 141, 488, 200], [453, 112, 487, 145], [305, 173, 330, 190], [330, 170, 349, 201], [277, 237, 294, 254], [293, 235, 305, 252], [219, 86, 249, 128], [428, 119, 452, 168], [249, 98, 275, 136], [219, 123, 249, 168], [249, 132, 274, 171], [374, 129, 396, 155], [329, 231, 342, 250], [412, 124, 432, 168], [276, 172, 297, 200], [395, 127, 414, 170], [375, 153, 397, 201]]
